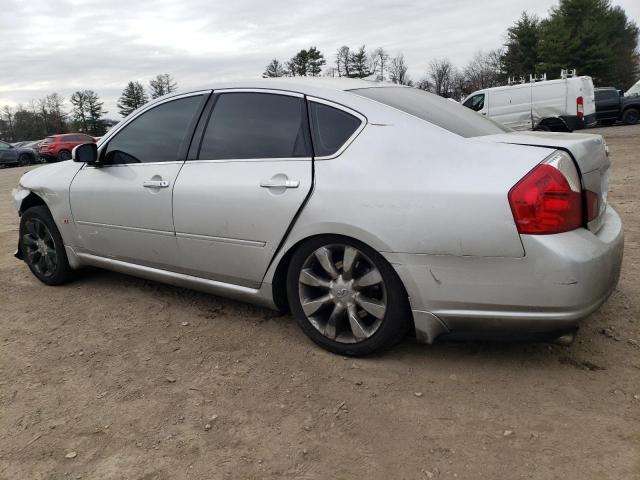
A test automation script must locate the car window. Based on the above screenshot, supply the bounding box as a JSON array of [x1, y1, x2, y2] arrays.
[[43, 137, 54, 144], [352, 87, 510, 138], [0, 141, 9, 150], [198, 92, 311, 160], [104, 95, 203, 164], [463, 93, 485, 111], [308, 102, 362, 157]]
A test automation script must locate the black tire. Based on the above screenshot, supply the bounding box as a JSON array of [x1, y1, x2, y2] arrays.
[[18, 153, 31, 166], [286, 235, 410, 356], [534, 124, 551, 132], [58, 150, 71, 161], [20, 205, 74, 285], [622, 108, 639, 125]]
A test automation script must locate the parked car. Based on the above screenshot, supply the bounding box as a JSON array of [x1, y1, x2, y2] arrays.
[[12, 79, 623, 355], [38, 133, 96, 162], [594, 87, 640, 126], [10, 140, 40, 165], [462, 75, 596, 132], [0, 140, 19, 167]]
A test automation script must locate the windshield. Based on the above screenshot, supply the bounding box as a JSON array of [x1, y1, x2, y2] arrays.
[[350, 86, 511, 138], [625, 80, 640, 98]]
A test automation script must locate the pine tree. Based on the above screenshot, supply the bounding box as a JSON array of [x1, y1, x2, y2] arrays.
[[348, 46, 372, 78], [85, 90, 107, 136], [118, 81, 148, 117], [503, 12, 541, 79], [538, 0, 639, 87], [263, 59, 287, 77], [70, 91, 89, 132], [149, 74, 178, 99], [306, 47, 326, 76]]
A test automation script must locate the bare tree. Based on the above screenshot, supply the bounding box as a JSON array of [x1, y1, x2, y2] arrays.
[[388, 54, 411, 85], [464, 49, 505, 92], [370, 47, 390, 81], [1, 105, 16, 141], [335, 46, 352, 77], [425, 58, 458, 97], [149, 74, 178, 99]]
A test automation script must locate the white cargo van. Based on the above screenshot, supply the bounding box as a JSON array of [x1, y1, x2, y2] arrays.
[[461, 75, 596, 131]]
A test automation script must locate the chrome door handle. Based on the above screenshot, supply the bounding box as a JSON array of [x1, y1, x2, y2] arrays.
[[260, 179, 300, 188], [143, 180, 170, 188]]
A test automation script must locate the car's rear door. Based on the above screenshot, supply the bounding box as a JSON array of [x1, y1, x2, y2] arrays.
[[0, 141, 18, 165], [69, 92, 209, 269], [172, 90, 313, 288]]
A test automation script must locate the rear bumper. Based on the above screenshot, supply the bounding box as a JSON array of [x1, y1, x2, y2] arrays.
[[563, 113, 597, 130], [386, 207, 624, 342]]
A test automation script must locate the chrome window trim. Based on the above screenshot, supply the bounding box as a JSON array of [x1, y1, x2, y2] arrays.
[[306, 96, 367, 161], [212, 88, 304, 98], [82, 160, 185, 170], [187, 157, 312, 164]]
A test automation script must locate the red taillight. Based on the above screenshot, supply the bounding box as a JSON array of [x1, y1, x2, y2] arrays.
[[509, 163, 582, 234], [585, 190, 600, 222], [577, 96, 584, 120]]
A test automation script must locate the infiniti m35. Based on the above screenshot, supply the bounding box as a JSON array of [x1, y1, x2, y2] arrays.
[[13, 78, 623, 355]]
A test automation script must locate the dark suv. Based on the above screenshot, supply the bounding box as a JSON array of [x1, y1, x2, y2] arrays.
[[39, 134, 96, 162], [594, 87, 640, 126]]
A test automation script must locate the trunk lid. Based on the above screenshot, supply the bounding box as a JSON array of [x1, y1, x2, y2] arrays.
[[478, 131, 610, 233]]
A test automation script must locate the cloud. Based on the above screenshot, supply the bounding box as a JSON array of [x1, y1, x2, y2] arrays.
[[1, 0, 638, 118]]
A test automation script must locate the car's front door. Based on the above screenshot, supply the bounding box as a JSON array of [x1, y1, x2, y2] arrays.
[[69, 92, 208, 269], [172, 90, 313, 288]]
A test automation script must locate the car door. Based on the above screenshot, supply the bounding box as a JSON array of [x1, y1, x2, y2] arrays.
[[172, 90, 313, 288], [69, 92, 209, 269], [0, 141, 18, 165]]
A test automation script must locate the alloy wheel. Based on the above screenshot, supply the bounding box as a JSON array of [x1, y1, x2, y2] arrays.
[[297, 244, 387, 344], [22, 218, 58, 278]]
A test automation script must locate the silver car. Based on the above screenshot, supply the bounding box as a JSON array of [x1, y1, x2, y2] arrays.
[[12, 78, 624, 355]]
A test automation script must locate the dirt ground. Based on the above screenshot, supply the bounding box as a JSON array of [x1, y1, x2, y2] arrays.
[[0, 125, 639, 480]]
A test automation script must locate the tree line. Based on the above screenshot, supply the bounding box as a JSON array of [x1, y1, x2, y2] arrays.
[[264, 0, 639, 96], [0, 74, 178, 142]]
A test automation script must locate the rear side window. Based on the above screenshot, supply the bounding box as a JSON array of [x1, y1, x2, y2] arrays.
[[104, 95, 203, 164], [199, 92, 311, 160], [352, 87, 511, 138], [309, 102, 361, 157]]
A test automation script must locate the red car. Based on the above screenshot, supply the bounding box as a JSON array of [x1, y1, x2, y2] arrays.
[[39, 133, 96, 162]]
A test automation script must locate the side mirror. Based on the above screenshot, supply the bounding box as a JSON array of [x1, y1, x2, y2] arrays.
[[73, 143, 98, 164]]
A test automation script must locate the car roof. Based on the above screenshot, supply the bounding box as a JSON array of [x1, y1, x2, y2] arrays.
[[151, 77, 402, 110]]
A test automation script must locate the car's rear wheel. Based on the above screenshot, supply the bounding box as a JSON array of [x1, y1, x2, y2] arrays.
[[287, 236, 409, 356], [18, 153, 31, 166], [622, 108, 639, 125], [20, 206, 74, 285], [58, 150, 71, 161]]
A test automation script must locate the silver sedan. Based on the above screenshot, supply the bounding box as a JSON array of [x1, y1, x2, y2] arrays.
[[12, 78, 624, 355]]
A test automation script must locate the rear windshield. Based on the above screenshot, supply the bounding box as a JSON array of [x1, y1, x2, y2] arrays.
[[350, 86, 511, 138]]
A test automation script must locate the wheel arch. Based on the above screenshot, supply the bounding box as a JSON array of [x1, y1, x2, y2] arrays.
[[19, 191, 48, 215], [537, 117, 570, 132], [268, 230, 415, 335]]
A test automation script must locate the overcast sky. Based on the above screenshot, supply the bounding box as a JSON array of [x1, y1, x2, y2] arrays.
[[1, 0, 638, 118]]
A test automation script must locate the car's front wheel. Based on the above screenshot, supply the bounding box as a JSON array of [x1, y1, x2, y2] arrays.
[[287, 236, 409, 356], [20, 206, 74, 285], [622, 108, 639, 125]]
